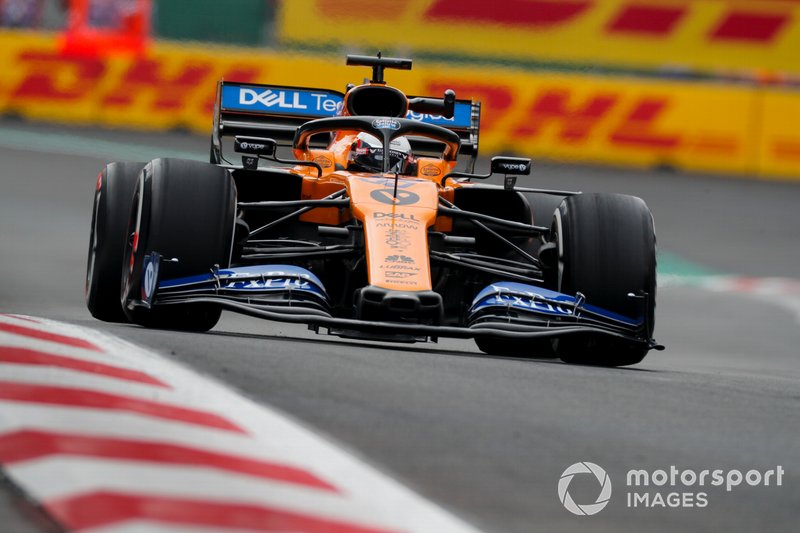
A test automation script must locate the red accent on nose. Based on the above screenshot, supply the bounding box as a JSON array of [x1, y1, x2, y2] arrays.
[[96, 172, 103, 191]]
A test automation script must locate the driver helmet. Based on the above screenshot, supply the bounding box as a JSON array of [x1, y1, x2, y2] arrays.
[[348, 133, 415, 174]]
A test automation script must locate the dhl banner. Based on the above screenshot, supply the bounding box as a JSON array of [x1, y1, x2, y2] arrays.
[[0, 31, 799, 179], [278, 0, 800, 76]]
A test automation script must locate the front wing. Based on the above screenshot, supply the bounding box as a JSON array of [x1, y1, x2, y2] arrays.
[[133, 257, 663, 351]]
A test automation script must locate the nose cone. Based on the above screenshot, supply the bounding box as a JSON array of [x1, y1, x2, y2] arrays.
[[346, 177, 438, 291]]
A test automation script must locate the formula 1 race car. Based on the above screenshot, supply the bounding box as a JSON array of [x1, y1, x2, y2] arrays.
[[86, 54, 663, 366]]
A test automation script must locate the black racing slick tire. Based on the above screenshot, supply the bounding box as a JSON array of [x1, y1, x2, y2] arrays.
[[553, 193, 656, 367], [121, 158, 236, 332], [86, 161, 146, 322]]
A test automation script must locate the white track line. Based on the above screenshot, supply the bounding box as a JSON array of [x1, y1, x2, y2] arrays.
[[12, 458, 407, 528], [660, 275, 800, 324], [0, 314, 483, 533], [88, 525, 270, 533]]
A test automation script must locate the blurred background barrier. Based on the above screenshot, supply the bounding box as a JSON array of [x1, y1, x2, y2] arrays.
[[0, 0, 798, 180], [279, 0, 800, 81], [154, 0, 271, 46]]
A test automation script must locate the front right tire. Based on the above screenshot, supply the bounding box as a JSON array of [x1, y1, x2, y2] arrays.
[[553, 193, 657, 367]]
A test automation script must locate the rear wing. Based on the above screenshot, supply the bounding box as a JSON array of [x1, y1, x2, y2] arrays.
[[211, 81, 481, 172]]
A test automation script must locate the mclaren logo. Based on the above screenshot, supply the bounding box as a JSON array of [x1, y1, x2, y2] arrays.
[[370, 189, 420, 205]]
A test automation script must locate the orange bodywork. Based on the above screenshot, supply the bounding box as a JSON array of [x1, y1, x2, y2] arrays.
[[347, 176, 439, 291], [286, 81, 467, 292], [293, 145, 458, 291], [296, 163, 456, 291]]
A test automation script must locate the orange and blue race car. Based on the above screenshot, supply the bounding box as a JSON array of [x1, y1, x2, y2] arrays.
[[86, 54, 663, 367]]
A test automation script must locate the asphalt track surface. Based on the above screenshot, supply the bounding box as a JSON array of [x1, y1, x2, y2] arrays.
[[1, 120, 798, 532]]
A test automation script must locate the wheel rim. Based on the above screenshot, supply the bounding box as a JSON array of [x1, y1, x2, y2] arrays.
[[121, 177, 144, 307], [86, 189, 102, 298]]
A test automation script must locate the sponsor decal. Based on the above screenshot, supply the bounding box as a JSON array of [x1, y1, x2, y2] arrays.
[[384, 229, 411, 250], [381, 264, 419, 272], [356, 178, 417, 189], [386, 254, 415, 264], [376, 223, 417, 230], [469, 282, 644, 324], [140, 254, 159, 306], [225, 278, 311, 290], [498, 162, 528, 172], [238, 141, 265, 152], [488, 293, 572, 315], [404, 103, 473, 128], [421, 165, 442, 177], [239, 88, 308, 109], [218, 268, 320, 281], [405, 111, 455, 123], [313, 155, 333, 168], [385, 279, 416, 286], [159, 265, 327, 295], [370, 189, 420, 205], [221, 85, 343, 116], [385, 271, 416, 279], [374, 212, 420, 224], [372, 118, 401, 130], [242, 156, 258, 170], [404, 105, 473, 128]]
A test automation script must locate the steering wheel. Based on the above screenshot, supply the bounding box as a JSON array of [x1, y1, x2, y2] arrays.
[[293, 116, 461, 173]]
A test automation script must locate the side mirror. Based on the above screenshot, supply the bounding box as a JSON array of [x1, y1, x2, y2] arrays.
[[491, 156, 531, 176], [408, 89, 456, 119], [234, 136, 277, 157]]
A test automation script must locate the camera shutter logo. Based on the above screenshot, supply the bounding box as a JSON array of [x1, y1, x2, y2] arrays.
[[558, 462, 612, 516]]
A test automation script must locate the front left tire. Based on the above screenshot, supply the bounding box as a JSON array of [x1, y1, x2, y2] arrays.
[[121, 158, 237, 332]]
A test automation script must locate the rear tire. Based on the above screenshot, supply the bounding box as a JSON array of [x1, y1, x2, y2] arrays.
[[86, 162, 145, 322], [553, 193, 656, 367], [121, 158, 236, 332]]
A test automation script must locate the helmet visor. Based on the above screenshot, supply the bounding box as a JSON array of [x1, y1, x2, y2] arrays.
[[350, 141, 413, 174]]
